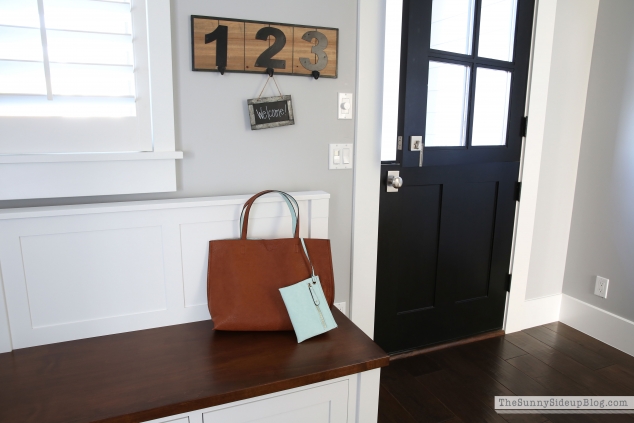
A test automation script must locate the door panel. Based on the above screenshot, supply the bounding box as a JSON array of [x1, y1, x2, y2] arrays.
[[376, 162, 519, 353], [397, 184, 441, 313], [437, 181, 497, 303]]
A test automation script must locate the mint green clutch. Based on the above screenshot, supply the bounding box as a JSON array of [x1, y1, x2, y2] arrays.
[[279, 239, 338, 343]]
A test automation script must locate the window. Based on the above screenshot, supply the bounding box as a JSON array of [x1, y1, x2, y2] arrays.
[[380, 0, 521, 161], [424, 0, 518, 148], [425, 61, 470, 147], [429, 0, 475, 55], [0, 0, 137, 117], [0, 0, 181, 200], [0, 0, 152, 154]]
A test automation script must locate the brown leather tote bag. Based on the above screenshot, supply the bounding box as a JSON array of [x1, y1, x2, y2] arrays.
[[207, 190, 335, 331]]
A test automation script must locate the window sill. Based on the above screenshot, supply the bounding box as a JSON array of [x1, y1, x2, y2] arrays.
[[0, 151, 184, 164], [0, 152, 183, 201]]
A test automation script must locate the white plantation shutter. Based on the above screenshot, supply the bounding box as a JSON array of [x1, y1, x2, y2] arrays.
[[0, 0, 153, 153]]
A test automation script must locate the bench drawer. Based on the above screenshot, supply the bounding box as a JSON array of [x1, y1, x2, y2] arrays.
[[202, 380, 349, 423]]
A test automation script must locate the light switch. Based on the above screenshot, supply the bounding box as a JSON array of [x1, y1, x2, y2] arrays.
[[333, 150, 341, 164], [338, 93, 353, 120], [329, 144, 353, 169]]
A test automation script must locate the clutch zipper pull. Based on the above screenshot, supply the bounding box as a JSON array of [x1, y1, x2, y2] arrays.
[[308, 283, 320, 306], [309, 283, 327, 328]]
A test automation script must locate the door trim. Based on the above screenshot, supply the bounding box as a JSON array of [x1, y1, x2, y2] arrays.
[[349, 0, 392, 338], [504, 0, 559, 332]]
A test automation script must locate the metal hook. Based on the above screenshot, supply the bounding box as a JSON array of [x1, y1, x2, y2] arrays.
[[266, 68, 275, 77], [312, 71, 320, 80]]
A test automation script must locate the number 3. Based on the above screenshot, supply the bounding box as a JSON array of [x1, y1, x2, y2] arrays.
[[300, 31, 328, 72]]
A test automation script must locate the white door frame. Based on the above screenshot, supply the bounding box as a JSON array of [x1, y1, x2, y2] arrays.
[[349, 0, 560, 338], [349, 0, 389, 338], [505, 0, 559, 332]]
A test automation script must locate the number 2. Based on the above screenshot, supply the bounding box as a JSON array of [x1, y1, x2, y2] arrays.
[[255, 27, 287, 69], [204, 24, 228, 70], [299, 31, 328, 72]]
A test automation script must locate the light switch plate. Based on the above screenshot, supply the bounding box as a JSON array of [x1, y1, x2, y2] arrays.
[[329, 144, 353, 169], [338, 93, 353, 120]]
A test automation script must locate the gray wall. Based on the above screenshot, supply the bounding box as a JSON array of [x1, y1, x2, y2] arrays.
[[562, 0, 634, 321], [524, 0, 598, 300], [0, 0, 358, 305]]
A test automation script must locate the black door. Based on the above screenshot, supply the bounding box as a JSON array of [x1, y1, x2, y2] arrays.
[[375, 0, 535, 354]]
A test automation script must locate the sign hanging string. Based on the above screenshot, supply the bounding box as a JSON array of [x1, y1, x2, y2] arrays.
[[258, 75, 283, 99]]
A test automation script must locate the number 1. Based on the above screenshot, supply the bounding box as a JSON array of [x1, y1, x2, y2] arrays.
[[205, 24, 228, 70]]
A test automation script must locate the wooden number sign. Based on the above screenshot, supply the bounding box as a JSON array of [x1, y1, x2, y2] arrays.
[[191, 16, 338, 78]]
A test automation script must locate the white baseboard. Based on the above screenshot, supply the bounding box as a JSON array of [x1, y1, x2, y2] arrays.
[[560, 294, 634, 357], [524, 294, 563, 328]]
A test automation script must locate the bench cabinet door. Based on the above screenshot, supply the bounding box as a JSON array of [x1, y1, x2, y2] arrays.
[[202, 380, 349, 423]]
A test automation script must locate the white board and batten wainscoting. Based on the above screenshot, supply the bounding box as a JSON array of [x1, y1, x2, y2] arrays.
[[0, 191, 329, 352]]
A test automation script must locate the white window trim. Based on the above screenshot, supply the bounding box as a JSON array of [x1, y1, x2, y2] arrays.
[[0, 0, 183, 201]]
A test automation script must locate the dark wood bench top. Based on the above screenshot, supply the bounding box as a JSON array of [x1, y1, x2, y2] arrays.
[[0, 308, 388, 423]]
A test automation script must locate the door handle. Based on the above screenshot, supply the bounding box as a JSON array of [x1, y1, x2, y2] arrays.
[[387, 171, 403, 192], [389, 175, 403, 188]]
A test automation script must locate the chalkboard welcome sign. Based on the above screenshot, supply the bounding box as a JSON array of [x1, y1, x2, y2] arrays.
[[247, 95, 295, 130]]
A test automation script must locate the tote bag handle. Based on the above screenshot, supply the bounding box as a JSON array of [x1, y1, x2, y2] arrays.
[[240, 190, 300, 240]]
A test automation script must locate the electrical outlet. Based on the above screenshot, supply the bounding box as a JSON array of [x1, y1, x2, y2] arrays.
[[333, 302, 347, 316], [594, 276, 609, 298]]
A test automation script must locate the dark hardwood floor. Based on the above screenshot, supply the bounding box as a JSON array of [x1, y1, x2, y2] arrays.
[[378, 322, 634, 423]]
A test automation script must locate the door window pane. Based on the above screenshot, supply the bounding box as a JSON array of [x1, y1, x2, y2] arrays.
[[478, 0, 518, 61], [425, 61, 470, 147], [380, 0, 404, 162], [471, 67, 511, 146], [430, 0, 475, 55]]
